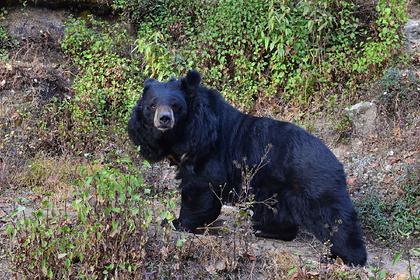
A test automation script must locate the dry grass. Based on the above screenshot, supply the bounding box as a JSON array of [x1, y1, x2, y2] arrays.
[[15, 155, 101, 201]]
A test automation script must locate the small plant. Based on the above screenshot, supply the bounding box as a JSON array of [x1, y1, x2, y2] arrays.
[[0, 8, 17, 60], [7, 164, 155, 278], [197, 146, 278, 273], [335, 114, 353, 141], [0, 26, 8, 60], [355, 171, 419, 244], [376, 68, 419, 121], [134, 29, 180, 80]]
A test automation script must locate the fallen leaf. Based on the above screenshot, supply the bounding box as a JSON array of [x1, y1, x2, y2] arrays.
[[383, 175, 393, 184], [335, 256, 344, 266], [307, 271, 319, 276], [405, 158, 415, 164], [388, 157, 401, 164], [347, 176, 357, 186], [243, 252, 257, 261], [160, 246, 169, 260], [289, 272, 299, 280], [205, 264, 216, 274], [215, 260, 226, 271], [0, 209, 6, 219]]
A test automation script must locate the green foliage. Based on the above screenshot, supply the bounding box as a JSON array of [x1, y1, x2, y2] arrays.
[[368, 267, 388, 280], [334, 114, 352, 141], [135, 29, 180, 80], [0, 8, 17, 60], [60, 17, 143, 150], [356, 172, 419, 244], [377, 67, 419, 119], [0, 26, 8, 60], [113, 0, 170, 25], [7, 164, 155, 278], [122, 0, 407, 109], [56, 1, 407, 152]]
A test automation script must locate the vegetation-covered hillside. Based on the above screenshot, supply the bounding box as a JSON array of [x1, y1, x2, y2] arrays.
[[0, 0, 418, 279]]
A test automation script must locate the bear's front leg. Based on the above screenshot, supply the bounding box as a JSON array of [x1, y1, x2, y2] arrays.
[[173, 179, 222, 232]]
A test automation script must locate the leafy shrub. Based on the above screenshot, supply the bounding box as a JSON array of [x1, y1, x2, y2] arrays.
[[376, 67, 420, 120], [57, 1, 407, 152], [0, 8, 17, 60], [122, 0, 407, 109], [59, 17, 143, 151], [0, 26, 9, 60], [355, 172, 419, 244], [112, 0, 170, 26], [7, 165, 157, 278]]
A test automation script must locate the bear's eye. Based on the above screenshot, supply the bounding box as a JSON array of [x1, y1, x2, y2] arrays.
[[172, 103, 181, 112], [149, 104, 156, 110]]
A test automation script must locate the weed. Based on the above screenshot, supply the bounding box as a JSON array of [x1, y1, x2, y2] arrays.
[[376, 68, 420, 123], [7, 163, 160, 278], [0, 8, 17, 60], [334, 114, 353, 141], [355, 171, 419, 244]]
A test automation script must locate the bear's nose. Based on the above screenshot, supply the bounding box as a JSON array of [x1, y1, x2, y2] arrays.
[[154, 105, 174, 131], [159, 114, 172, 125]]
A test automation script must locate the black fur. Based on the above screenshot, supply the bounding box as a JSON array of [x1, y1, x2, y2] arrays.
[[128, 70, 367, 266]]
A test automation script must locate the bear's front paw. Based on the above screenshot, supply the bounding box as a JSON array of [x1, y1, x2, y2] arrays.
[[161, 218, 195, 232], [171, 218, 182, 230], [173, 219, 199, 233]]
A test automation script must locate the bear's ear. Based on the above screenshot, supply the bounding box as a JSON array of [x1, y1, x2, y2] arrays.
[[181, 70, 201, 96], [144, 78, 156, 89]]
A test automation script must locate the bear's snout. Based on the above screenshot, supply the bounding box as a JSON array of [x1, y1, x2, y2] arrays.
[[154, 105, 174, 131]]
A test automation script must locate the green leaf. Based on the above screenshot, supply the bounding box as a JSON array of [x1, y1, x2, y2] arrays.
[[288, 266, 297, 276], [41, 259, 48, 276], [142, 160, 151, 168], [391, 251, 403, 266], [58, 253, 67, 259], [378, 270, 386, 279], [65, 258, 71, 268], [5, 224, 15, 236], [176, 238, 186, 248]]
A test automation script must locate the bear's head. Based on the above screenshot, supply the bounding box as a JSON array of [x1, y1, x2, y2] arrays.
[[128, 70, 215, 162], [138, 70, 201, 132]]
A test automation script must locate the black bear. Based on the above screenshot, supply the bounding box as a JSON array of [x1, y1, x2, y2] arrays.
[[128, 70, 367, 266]]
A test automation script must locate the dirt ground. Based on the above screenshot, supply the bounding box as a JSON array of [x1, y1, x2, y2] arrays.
[[0, 6, 419, 279]]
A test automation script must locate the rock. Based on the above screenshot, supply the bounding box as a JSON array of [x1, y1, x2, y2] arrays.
[[332, 145, 350, 161], [404, 19, 420, 52], [345, 101, 377, 137]]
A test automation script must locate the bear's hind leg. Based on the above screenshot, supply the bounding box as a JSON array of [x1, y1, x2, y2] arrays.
[[328, 210, 367, 266], [252, 199, 299, 241], [293, 196, 367, 266], [254, 221, 298, 241]]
